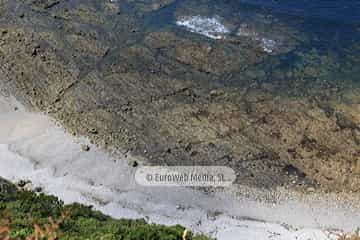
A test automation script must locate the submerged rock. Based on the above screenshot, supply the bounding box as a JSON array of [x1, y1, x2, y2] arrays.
[[335, 112, 359, 130], [174, 0, 302, 54], [126, 0, 175, 12], [81, 144, 91, 152], [0, 0, 360, 192]]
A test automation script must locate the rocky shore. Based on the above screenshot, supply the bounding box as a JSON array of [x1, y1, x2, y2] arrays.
[[2, 92, 360, 240], [0, 0, 360, 193]]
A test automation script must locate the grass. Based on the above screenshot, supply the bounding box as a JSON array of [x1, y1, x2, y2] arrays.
[[0, 185, 213, 240]]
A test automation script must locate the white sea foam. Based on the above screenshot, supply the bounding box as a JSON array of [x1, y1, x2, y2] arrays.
[[0, 94, 358, 240], [260, 38, 276, 53], [236, 26, 277, 53], [176, 16, 230, 39], [176, 15, 277, 53]]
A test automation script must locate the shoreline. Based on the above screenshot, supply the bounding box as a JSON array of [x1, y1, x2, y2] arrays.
[[1, 1, 360, 239], [1, 93, 359, 240], [1, 0, 360, 193]]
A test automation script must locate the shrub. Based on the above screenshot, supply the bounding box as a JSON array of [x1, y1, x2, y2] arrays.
[[0, 187, 214, 240]]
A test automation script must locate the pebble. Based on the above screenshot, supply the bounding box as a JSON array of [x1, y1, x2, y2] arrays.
[[210, 89, 224, 97], [81, 144, 90, 152], [129, 160, 138, 168], [17, 179, 30, 188], [307, 187, 315, 193], [89, 128, 98, 134]]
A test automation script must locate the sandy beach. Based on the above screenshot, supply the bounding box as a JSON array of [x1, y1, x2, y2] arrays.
[[1, 92, 360, 240], [1, 1, 360, 239]]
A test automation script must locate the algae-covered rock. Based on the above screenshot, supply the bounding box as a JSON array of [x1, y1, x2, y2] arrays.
[[126, 0, 175, 12], [174, 0, 303, 54], [144, 31, 263, 75], [1, 0, 360, 192]]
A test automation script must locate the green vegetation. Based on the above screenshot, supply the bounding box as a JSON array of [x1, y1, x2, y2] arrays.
[[0, 179, 213, 240]]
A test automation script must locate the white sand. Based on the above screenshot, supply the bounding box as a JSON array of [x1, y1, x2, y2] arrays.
[[0, 93, 358, 240]]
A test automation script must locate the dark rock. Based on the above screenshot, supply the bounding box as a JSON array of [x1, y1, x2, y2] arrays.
[[129, 160, 138, 168], [282, 164, 306, 179], [81, 144, 90, 152], [0, 178, 18, 202], [88, 128, 98, 134], [335, 112, 359, 130], [27, 0, 60, 10], [17, 179, 30, 188]]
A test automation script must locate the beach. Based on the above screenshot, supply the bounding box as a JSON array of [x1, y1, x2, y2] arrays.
[[1, 92, 360, 239], [1, 0, 360, 239]]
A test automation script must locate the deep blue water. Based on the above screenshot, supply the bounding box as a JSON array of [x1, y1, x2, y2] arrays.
[[218, 0, 360, 91], [236, 0, 360, 47], [147, 0, 360, 43], [144, 0, 360, 91], [238, 0, 360, 24]]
